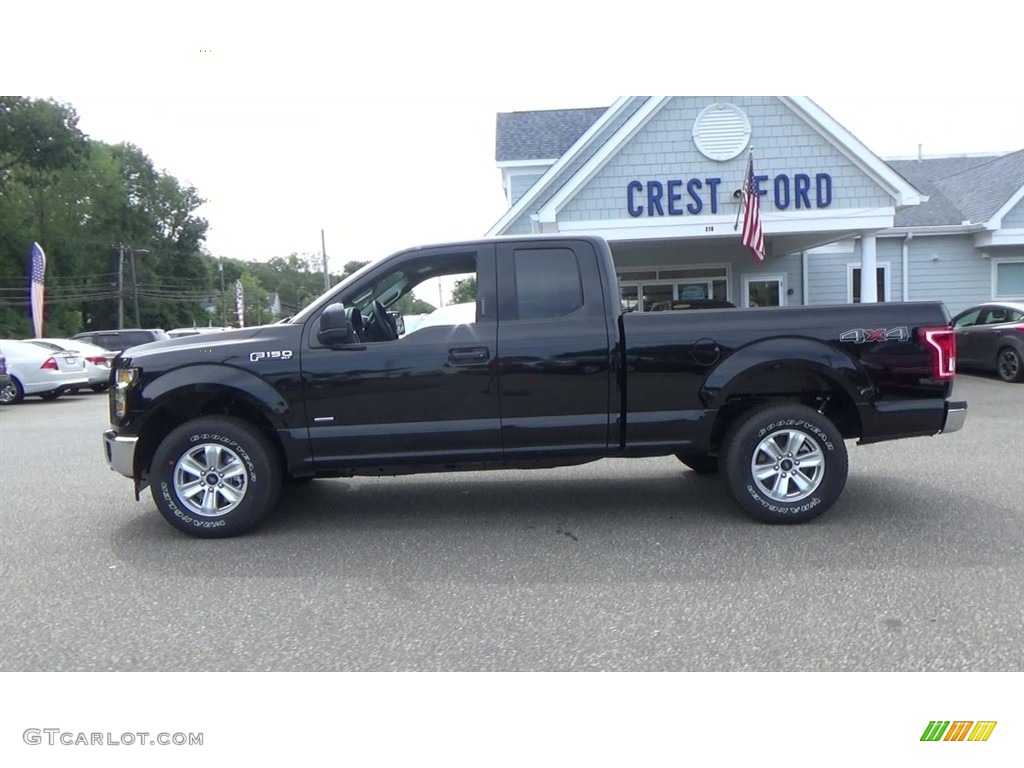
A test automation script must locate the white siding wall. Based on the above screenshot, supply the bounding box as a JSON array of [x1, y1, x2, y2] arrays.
[[806, 238, 904, 305], [906, 235, 990, 316]]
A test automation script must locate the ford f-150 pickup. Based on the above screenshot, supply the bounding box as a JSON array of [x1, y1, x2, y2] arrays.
[[102, 235, 966, 537]]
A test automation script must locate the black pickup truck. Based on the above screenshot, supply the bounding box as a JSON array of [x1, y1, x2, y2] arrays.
[[103, 235, 966, 537]]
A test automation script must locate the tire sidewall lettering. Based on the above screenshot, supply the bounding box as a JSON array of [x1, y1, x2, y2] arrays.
[[757, 419, 834, 452], [185, 432, 258, 483]]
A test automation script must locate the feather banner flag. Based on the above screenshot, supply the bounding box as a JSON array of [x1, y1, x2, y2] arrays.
[[235, 279, 245, 328], [29, 242, 47, 337]]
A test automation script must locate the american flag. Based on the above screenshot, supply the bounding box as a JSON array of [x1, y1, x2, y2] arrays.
[[29, 242, 46, 337], [741, 152, 765, 262], [235, 279, 245, 328]]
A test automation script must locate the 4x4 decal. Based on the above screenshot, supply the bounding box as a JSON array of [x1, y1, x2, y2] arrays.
[[840, 326, 910, 344]]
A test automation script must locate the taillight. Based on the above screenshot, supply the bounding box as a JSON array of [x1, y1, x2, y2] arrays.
[[921, 327, 956, 380], [86, 356, 108, 365], [40, 357, 59, 371]]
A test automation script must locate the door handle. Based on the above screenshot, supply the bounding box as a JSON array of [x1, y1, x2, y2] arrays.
[[448, 347, 490, 365]]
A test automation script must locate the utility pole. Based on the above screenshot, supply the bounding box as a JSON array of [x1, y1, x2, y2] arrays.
[[321, 229, 329, 292], [130, 248, 141, 327], [117, 244, 125, 329], [219, 257, 227, 326]]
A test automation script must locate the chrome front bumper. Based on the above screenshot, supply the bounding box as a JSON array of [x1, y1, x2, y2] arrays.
[[103, 430, 137, 478], [942, 401, 968, 434]]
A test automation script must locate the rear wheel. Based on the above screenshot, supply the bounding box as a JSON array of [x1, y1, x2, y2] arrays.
[[721, 404, 848, 524], [1, 378, 25, 404], [996, 347, 1023, 383], [39, 390, 62, 401], [150, 416, 282, 538], [675, 453, 719, 474]]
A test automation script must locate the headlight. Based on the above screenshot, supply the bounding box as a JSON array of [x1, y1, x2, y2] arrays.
[[111, 367, 139, 421]]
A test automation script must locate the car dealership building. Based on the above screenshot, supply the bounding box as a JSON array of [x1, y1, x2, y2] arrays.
[[488, 97, 1024, 316]]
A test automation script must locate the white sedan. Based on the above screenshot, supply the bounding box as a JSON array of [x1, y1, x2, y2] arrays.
[[22, 337, 116, 392], [0, 339, 89, 404]]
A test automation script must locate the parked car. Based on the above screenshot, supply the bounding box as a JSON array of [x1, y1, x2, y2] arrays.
[[166, 326, 234, 339], [0, 354, 10, 396], [0, 339, 89, 404], [22, 338, 115, 392], [951, 301, 1024, 382], [71, 328, 169, 354]]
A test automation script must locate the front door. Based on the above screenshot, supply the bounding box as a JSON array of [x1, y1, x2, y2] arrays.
[[301, 244, 501, 468]]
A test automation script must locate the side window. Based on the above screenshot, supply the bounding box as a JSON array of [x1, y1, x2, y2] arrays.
[[513, 248, 583, 321], [982, 308, 1009, 325], [953, 309, 981, 328], [320, 250, 482, 345]]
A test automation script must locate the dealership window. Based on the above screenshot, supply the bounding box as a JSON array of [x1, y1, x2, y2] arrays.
[[993, 259, 1024, 299], [848, 263, 889, 303], [617, 266, 729, 311]]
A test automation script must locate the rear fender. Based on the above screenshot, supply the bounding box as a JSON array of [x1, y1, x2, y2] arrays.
[[701, 337, 872, 410]]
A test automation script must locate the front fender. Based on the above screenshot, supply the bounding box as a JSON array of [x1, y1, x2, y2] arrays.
[[140, 364, 295, 425]]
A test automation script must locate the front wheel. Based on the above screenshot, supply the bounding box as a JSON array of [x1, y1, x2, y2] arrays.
[[996, 347, 1024, 383], [721, 404, 848, 524], [149, 416, 282, 538]]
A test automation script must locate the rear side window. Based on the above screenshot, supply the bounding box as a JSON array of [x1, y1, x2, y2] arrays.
[[513, 248, 583, 320]]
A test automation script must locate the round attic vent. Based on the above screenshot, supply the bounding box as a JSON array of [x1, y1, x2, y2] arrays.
[[692, 103, 751, 161]]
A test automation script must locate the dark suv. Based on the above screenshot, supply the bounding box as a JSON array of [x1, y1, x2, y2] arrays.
[[71, 329, 170, 354]]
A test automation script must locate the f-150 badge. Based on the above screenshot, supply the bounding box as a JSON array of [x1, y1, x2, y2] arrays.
[[250, 350, 294, 362], [839, 327, 910, 344]]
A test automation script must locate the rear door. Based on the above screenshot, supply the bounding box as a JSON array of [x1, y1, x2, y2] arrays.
[[495, 239, 614, 457]]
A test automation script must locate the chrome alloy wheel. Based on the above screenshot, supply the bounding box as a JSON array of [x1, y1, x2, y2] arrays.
[[750, 428, 825, 503], [172, 442, 249, 518]]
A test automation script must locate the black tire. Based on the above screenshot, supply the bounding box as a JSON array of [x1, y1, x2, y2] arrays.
[[675, 453, 719, 474], [91, 383, 110, 393], [39, 390, 62, 401], [149, 416, 282, 538], [996, 347, 1024, 383], [721, 404, 848, 524], [1, 378, 25, 404]]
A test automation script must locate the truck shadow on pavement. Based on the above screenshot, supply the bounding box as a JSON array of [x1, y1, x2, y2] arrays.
[[104, 461, 1006, 582]]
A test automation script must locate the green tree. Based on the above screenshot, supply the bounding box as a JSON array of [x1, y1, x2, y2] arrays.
[[450, 276, 476, 305]]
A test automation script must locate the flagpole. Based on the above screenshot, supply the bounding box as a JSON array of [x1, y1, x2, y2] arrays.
[[734, 148, 753, 231]]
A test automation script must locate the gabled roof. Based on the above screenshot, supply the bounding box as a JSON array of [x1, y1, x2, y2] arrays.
[[496, 107, 609, 163], [887, 149, 1024, 228], [489, 97, 928, 236]]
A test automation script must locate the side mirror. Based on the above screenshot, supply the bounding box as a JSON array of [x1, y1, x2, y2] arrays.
[[317, 303, 360, 346]]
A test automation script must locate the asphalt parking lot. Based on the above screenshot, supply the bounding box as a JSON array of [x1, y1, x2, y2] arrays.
[[0, 374, 1021, 672]]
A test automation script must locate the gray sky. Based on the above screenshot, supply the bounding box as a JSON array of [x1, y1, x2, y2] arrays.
[[54, 94, 1023, 271], [7, 4, 1022, 271]]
